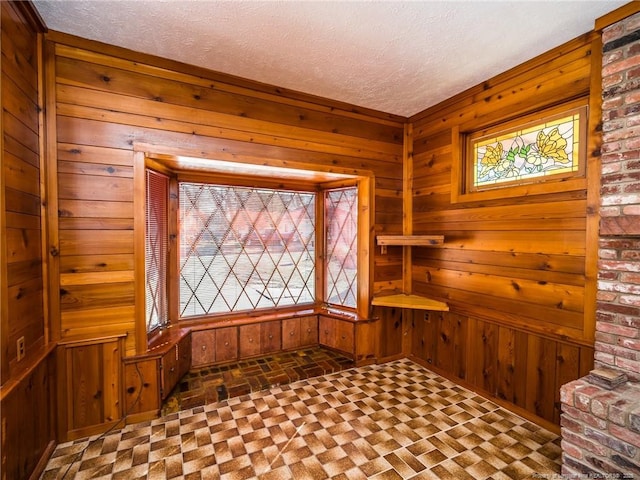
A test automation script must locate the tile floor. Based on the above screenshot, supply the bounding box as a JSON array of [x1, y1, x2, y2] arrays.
[[162, 348, 355, 415], [41, 358, 562, 480]]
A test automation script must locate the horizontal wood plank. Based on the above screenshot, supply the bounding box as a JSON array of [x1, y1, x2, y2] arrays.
[[59, 230, 134, 255], [423, 247, 554, 274], [58, 199, 133, 219], [57, 173, 133, 202], [59, 254, 135, 274], [60, 271, 134, 286], [60, 282, 134, 310], [52, 40, 405, 126]]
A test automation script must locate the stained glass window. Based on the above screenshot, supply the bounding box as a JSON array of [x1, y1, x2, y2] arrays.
[[469, 106, 586, 191]]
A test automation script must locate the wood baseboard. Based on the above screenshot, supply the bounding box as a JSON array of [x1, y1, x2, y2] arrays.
[[29, 440, 56, 480]]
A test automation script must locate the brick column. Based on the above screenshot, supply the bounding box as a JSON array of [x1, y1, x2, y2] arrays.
[[596, 10, 640, 378], [560, 10, 640, 478]]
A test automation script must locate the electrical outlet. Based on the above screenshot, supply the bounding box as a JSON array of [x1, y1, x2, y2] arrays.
[[17, 336, 25, 362]]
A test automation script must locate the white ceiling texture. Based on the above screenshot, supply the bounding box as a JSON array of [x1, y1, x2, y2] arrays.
[[33, 0, 629, 117]]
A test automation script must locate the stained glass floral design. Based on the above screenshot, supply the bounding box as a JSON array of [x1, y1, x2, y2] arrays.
[[471, 108, 583, 189]]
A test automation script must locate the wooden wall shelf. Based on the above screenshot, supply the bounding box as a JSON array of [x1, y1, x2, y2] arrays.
[[371, 294, 449, 311], [376, 235, 444, 253]]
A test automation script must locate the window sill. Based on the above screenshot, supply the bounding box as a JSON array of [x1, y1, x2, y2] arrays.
[[178, 304, 372, 332], [143, 326, 191, 357]]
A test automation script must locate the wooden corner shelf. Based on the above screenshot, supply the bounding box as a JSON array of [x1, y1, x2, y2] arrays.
[[376, 235, 444, 254], [371, 293, 449, 311]]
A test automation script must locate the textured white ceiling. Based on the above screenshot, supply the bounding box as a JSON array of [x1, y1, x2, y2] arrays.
[[32, 0, 628, 117]]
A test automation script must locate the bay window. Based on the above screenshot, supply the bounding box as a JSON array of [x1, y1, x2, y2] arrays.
[[139, 153, 371, 342]]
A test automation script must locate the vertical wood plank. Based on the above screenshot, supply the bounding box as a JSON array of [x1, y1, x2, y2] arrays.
[[526, 335, 558, 422], [513, 329, 529, 409], [133, 151, 146, 354], [436, 311, 454, 372], [56, 343, 69, 440], [0, 37, 7, 383], [465, 316, 478, 385], [555, 342, 580, 423], [480, 321, 498, 396], [37, 30, 48, 346], [401, 123, 414, 357], [583, 35, 603, 343], [469, 319, 497, 394], [316, 189, 325, 307], [357, 176, 372, 319], [378, 306, 403, 359], [168, 176, 179, 323], [43, 39, 60, 343], [102, 339, 121, 422], [403, 122, 413, 293], [423, 311, 438, 367], [355, 319, 377, 364], [410, 309, 424, 359], [497, 325, 516, 403], [451, 312, 467, 380]]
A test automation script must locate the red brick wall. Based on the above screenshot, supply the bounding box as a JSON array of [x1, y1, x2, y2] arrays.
[[561, 10, 640, 478], [597, 9, 640, 380]]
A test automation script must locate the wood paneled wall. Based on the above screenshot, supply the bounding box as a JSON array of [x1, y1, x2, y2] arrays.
[[1, 0, 46, 383], [1, 2, 56, 479], [1, 352, 55, 480], [407, 33, 601, 426], [411, 310, 593, 427], [44, 31, 405, 356]]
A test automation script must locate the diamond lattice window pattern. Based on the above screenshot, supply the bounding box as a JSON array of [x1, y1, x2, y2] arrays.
[[179, 183, 316, 316], [325, 187, 358, 308]]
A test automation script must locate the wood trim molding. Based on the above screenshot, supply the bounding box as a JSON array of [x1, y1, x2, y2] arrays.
[[0, 8, 7, 385], [37, 32, 51, 345], [402, 123, 413, 295], [43, 39, 61, 343], [356, 176, 373, 319], [583, 35, 604, 343], [595, 2, 640, 32], [449, 99, 589, 205], [13, 0, 47, 33], [133, 151, 147, 354]]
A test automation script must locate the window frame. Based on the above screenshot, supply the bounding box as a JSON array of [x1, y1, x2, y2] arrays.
[[134, 151, 373, 352], [323, 184, 359, 310], [451, 99, 588, 204], [177, 181, 319, 317]]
